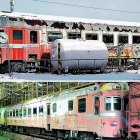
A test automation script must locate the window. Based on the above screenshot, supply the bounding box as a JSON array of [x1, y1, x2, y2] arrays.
[[13, 30, 22, 40], [118, 35, 128, 44], [0, 113, 1, 118], [33, 107, 37, 116], [53, 103, 57, 113], [16, 109, 18, 117], [20, 109, 22, 117], [13, 109, 15, 117], [28, 108, 31, 117], [86, 33, 98, 40], [68, 33, 80, 39], [94, 96, 100, 115], [103, 34, 114, 44], [48, 32, 62, 43], [124, 97, 129, 111], [105, 97, 121, 111], [0, 30, 4, 32], [78, 98, 86, 113], [68, 100, 73, 111], [39, 106, 43, 116], [30, 31, 37, 43], [10, 111, 12, 118], [24, 108, 26, 117], [133, 36, 140, 44], [8, 111, 9, 118], [47, 105, 50, 115]]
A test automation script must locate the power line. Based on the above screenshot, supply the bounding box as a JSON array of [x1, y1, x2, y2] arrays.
[[33, 0, 140, 14]]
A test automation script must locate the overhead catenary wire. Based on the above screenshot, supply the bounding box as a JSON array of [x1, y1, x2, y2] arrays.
[[33, 0, 140, 14]]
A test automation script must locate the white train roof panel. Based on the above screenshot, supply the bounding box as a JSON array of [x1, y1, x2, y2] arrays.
[[1, 11, 140, 27]]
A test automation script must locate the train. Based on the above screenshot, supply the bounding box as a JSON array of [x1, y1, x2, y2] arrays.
[[0, 82, 140, 140], [1, 11, 140, 73]]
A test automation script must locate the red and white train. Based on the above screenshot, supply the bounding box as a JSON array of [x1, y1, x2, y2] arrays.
[[1, 11, 140, 72], [0, 82, 139, 140]]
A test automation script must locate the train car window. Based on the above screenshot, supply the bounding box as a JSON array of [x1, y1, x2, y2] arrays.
[[86, 33, 98, 40], [53, 103, 57, 113], [20, 109, 22, 117], [94, 96, 100, 115], [13, 30, 23, 40], [0, 29, 4, 32], [48, 32, 62, 43], [0, 113, 1, 118], [8, 111, 9, 118], [124, 97, 129, 111], [103, 34, 114, 44], [133, 36, 140, 44], [47, 105, 50, 115], [78, 98, 86, 113], [30, 31, 37, 43], [68, 33, 80, 39], [39, 106, 43, 116], [10, 111, 12, 118], [33, 107, 37, 116], [105, 97, 121, 111], [24, 108, 26, 117], [16, 109, 18, 117], [13, 109, 15, 117], [68, 100, 73, 111], [28, 108, 31, 117], [118, 35, 128, 44]]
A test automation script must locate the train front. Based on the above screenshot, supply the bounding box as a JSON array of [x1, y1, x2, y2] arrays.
[[97, 83, 129, 138]]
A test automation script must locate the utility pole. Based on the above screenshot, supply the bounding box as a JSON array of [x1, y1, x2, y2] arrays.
[[10, 0, 14, 12]]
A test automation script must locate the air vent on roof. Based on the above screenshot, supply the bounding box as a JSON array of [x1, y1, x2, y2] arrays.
[[1, 11, 11, 13]]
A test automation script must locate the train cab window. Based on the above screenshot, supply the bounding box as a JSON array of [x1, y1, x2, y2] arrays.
[[13, 30, 23, 40], [103, 34, 114, 44], [118, 35, 128, 44], [133, 36, 140, 44], [78, 98, 86, 113], [124, 97, 129, 111], [48, 32, 62, 43], [68, 100, 73, 111], [105, 97, 121, 111], [47, 105, 50, 115], [10, 111, 12, 118], [33, 107, 37, 116], [94, 96, 100, 115], [16, 109, 18, 117], [39, 106, 43, 116], [53, 103, 57, 113], [24, 108, 26, 117], [28, 108, 31, 117], [30, 31, 37, 43], [13, 109, 15, 117], [68, 33, 80, 39], [20, 109, 22, 117], [86, 33, 98, 40]]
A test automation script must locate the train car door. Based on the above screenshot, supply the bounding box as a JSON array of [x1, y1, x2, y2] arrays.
[[46, 104, 51, 130], [92, 95, 101, 135], [77, 96, 87, 130], [4, 111, 7, 126]]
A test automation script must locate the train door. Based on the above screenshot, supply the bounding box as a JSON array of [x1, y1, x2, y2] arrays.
[[77, 96, 87, 129], [4, 111, 7, 126], [92, 95, 101, 135], [46, 104, 51, 130]]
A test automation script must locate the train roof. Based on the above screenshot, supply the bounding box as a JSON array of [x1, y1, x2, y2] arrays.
[[1, 11, 140, 27]]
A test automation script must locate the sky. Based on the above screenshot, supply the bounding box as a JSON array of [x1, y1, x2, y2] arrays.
[[1, 0, 140, 22]]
